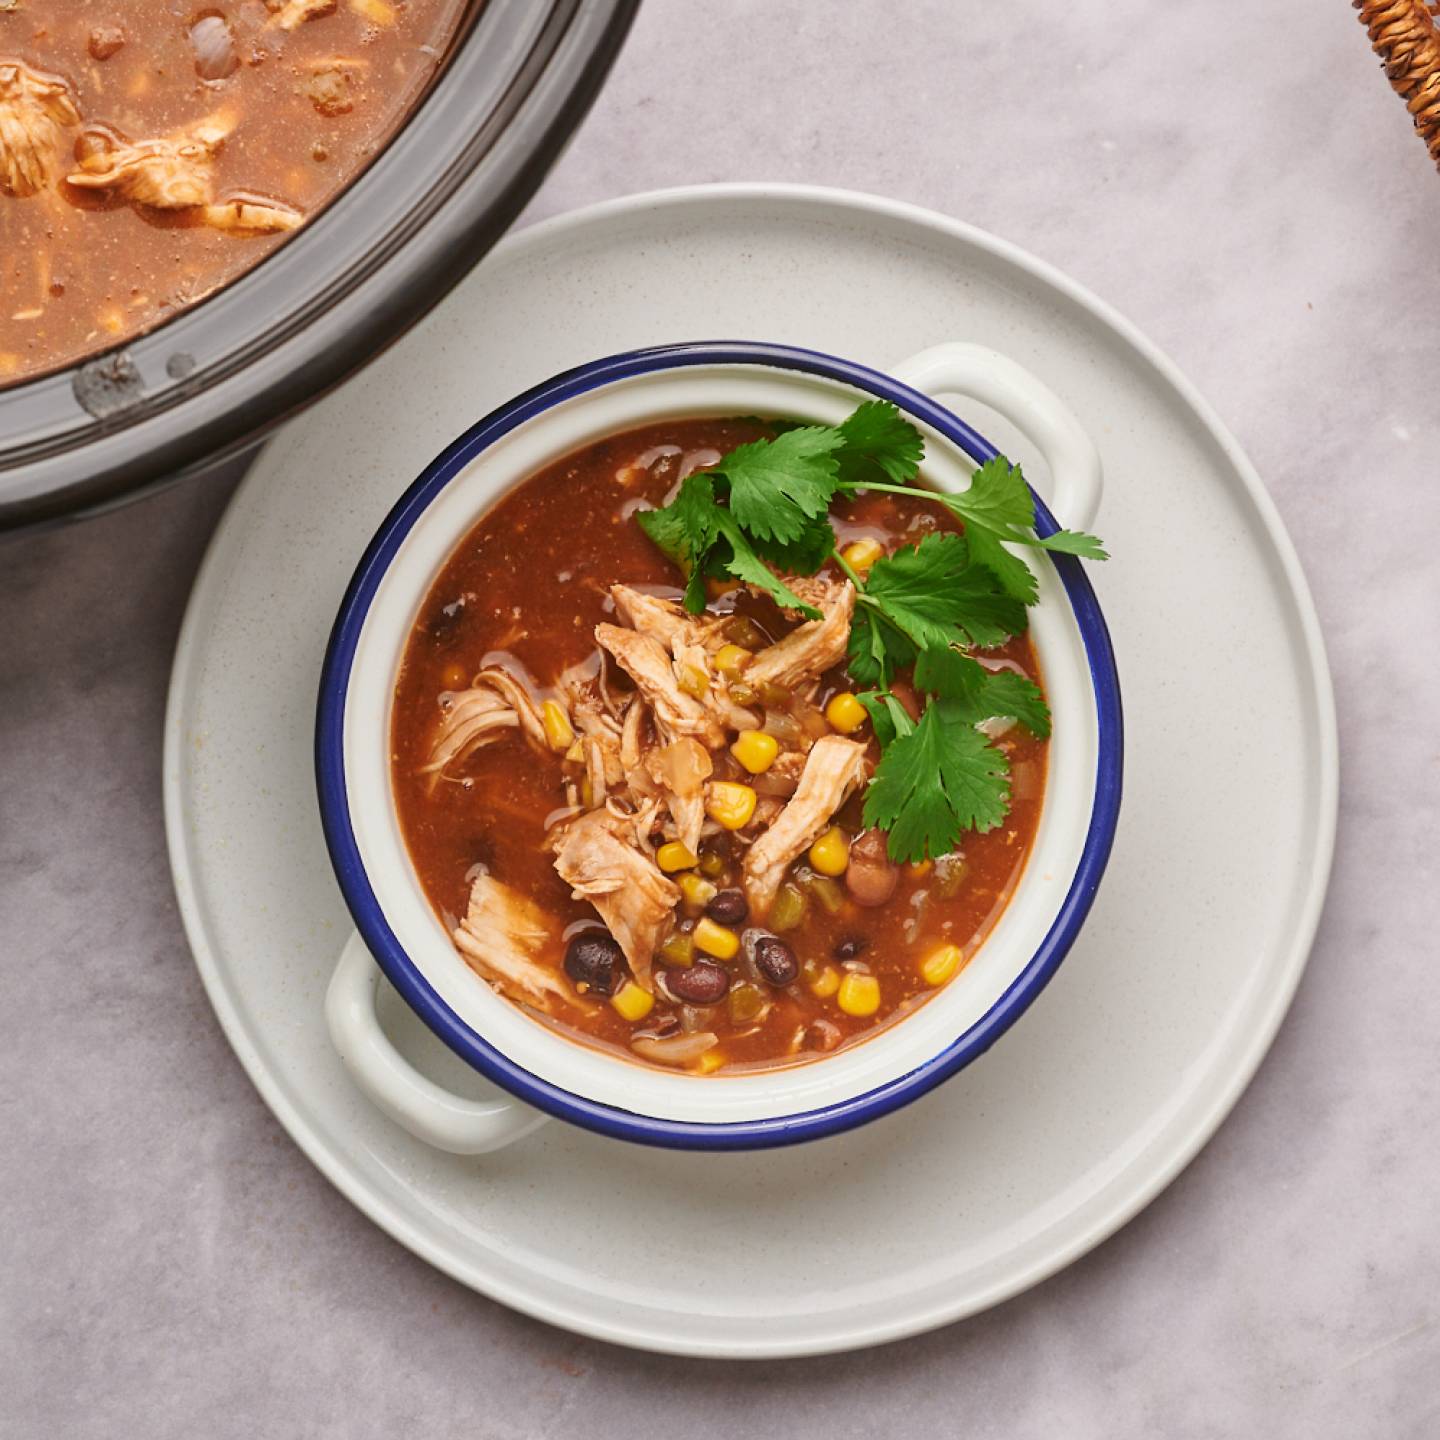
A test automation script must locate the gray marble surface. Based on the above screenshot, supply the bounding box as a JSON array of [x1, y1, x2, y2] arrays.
[[3, 1, 1438, 1435]]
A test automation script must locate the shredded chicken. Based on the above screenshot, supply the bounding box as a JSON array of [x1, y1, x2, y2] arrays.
[[267, 0, 338, 29], [0, 61, 81, 199], [68, 118, 231, 209], [644, 737, 713, 855], [66, 117, 301, 235], [426, 557, 864, 1007], [610, 585, 726, 653], [452, 873, 573, 1009], [472, 665, 549, 747], [569, 700, 624, 790], [742, 736, 869, 915], [420, 665, 556, 785], [747, 577, 856, 691], [420, 686, 519, 781], [552, 811, 680, 992], [595, 623, 725, 749], [619, 697, 647, 771], [601, 794, 663, 857], [202, 197, 303, 233], [611, 586, 757, 732]]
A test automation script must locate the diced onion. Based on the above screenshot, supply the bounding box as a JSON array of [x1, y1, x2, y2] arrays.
[[630, 1032, 719, 1065]]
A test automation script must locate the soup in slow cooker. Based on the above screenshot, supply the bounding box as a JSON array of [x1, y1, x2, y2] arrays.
[[1, 0, 470, 386], [390, 413, 1060, 1075]]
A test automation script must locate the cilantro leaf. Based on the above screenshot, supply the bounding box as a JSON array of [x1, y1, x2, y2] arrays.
[[914, 646, 1050, 737], [636, 474, 715, 567], [836, 401, 924, 485], [942, 456, 1108, 569], [722, 427, 843, 544], [747, 512, 837, 577], [932, 566, 1033, 649], [713, 514, 822, 619], [862, 706, 1011, 861], [961, 523, 1039, 605], [1028, 529, 1110, 560], [864, 533, 1028, 652], [856, 689, 913, 748], [847, 603, 916, 688], [948, 456, 1036, 530], [973, 669, 1052, 737]]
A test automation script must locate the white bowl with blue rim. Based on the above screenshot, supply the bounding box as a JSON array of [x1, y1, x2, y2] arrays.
[[315, 340, 1123, 1154]]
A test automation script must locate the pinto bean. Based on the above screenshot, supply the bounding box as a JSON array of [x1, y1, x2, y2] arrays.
[[845, 829, 899, 907]]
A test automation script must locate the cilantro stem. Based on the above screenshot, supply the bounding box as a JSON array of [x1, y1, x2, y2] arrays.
[[834, 481, 922, 498], [831, 548, 868, 590]]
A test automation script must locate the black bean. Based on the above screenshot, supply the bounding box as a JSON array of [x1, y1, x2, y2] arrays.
[[833, 935, 869, 961], [753, 936, 799, 987], [665, 960, 731, 1006], [563, 931, 625, 996], [705, 888, 749, 926]]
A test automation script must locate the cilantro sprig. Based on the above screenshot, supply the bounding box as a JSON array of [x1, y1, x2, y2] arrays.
[[634, 401, 1106, 862]]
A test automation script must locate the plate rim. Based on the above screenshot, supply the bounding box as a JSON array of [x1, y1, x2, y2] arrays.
[[163, 181, 1339, 1358]]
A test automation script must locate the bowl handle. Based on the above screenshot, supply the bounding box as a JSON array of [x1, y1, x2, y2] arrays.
[[325, 932, 549, 1155], [890, 343, 1104, 530]]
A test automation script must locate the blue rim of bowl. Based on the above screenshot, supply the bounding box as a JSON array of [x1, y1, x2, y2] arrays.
[[315, 340, 1124, 1151]]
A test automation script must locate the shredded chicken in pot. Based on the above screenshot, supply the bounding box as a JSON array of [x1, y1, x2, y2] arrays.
[[0, 60, 79, 198]]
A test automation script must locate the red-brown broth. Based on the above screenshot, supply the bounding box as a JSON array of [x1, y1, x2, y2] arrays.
[[1, 0, 471, 385], [391, 417, 1048, 1073]]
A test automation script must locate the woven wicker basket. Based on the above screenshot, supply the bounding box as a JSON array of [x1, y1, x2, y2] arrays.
[[1356, 0, 1440, 168]]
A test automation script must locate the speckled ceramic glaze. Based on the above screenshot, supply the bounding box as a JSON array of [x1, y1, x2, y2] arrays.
[[163, 186, 1336, 1357]]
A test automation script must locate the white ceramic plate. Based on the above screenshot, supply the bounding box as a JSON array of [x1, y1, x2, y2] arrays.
[[163, 184, 1336, 1358]]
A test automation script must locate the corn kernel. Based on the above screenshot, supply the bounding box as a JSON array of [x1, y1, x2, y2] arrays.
[[656, 841, 698, 873], [564, 739, 585, 763], [824, 692, 868, 735], [909, 859, 934, 878], [610, 982, 654, 1022], [693, 917, 740, 961], [540, 699, 574, 752], [920, 943, 964, 987], [841, 538, 885, 573], [730, 729, 780, 775], [706, 781, 757, 831], [837, 972, 881, 1016], [678, 873, 718, 908], [809, 965, 841, 998], [809, 826, 850, 877], [715, 643, 753, 678], [691, 1050, 726, 1075]]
